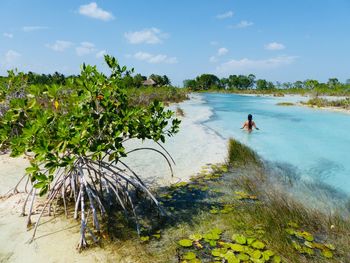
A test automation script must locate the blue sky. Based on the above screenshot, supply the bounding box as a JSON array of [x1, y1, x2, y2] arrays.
[[1, 0, 350, 85]]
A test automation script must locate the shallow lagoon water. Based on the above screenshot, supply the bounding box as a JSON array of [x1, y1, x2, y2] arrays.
[[200, 93, 350, 196]]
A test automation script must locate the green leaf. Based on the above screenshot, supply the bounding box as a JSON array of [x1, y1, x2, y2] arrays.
[[178, 239, 193, 247], [251, 240, 265, 250], [182, 252, 196, 260]]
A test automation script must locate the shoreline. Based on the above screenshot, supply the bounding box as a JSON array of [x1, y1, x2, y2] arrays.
[[0, 94, 227, 263], [296, 102, 350, 114], [1, 93, 349, 262]]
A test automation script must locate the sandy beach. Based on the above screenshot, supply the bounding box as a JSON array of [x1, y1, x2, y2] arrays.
[[0, 94, 227, 263]]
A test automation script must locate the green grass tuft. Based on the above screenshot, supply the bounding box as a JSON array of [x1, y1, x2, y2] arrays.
[[227, 138, 261, 167]]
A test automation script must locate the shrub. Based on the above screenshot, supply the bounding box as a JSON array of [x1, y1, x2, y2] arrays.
[[0, 55, 181, 249]]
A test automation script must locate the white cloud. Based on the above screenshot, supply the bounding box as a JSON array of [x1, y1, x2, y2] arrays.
[[264, 42, 286, 51], [78, 2, 114, 21], [3, 32, 13, 38], [22, 26, 48, 32], [46, 40, 73, 52], [217, 47, 228, 56], [96, 50, 107, 58], [124, 28, 166, 44], [133, 52, 178, 64], [216, 11, 234, 19], [4, 50, 21, 65], [76, 42, 96, 56], [232, 20, 254, 29], [217, 56, 297, 73]]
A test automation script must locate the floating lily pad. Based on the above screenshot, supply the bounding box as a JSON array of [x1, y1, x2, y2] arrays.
[[209, 240, 217, 247], [172, 182, 188, 188], [204, 233, 220, 241], [262, 250, 274, 260], [285, 228, 295, 235], [224, 251, 239, 263], [211, 248, 228, 257], [304, 241, 314, 248], [292, 241, 303, 252], [189, 233, 202, 241], [251, 240, 265, 250], [322, 249, 333, 258], [295, 231, 314, 242], [210, 228, 223, 235], [247, 237, 256, 245], [251, 250, 262, 259], [237, 253, 250, 261], [179, 239, 193, 247], [152, 233, 161, 239], [272, 255, 281, 263], [232, 234, 247, 244], [302, 247, 314, 255], [183, 252, 196, 260], [230, 243, 245, 252], [209, 208, 219, 214], [140, 236, 149, 242], [325, 243, 335, 250]]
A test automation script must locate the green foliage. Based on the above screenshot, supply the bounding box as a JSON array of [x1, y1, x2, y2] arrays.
[[0, 55, 181, 249], [227, 138, 260, 167], [302, 97, 350, 109]]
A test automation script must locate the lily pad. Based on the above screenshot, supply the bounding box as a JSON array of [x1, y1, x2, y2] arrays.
[[321, 249, 333, 258], [211, 248, 227, 257], [230, 243, 245, 252], [251, 240, 265, 250], [183, 252, 196, 260], [189, 233, 202, 241], [179, 239, 193, 247], [325, 243, 336, 250], [262, 250, 274, 260], [247, 237, 256, 245], [304, 241, 314, 248], [237, 253, 250, 261], [295, 231, 314, 242], [272, 255, 281, 263], [140, 236, 149, 242], [232, 234, 247, 244], [210, 228, 223, 235], [224, 251, 239, 263], [251, 250, 262, 259], [285, 228, 295, 235], [209, 240, 217, 247], [204, 233, 220, 241], [302, 247, 314, 255]]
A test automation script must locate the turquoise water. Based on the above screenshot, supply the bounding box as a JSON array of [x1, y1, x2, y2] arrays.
[[201, 93, 350, 195]]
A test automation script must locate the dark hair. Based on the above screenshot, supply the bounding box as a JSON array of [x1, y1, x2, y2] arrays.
[[248, 114, 253, 129]]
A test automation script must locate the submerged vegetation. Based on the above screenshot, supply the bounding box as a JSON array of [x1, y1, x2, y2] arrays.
[[276, 102, 295, 106]]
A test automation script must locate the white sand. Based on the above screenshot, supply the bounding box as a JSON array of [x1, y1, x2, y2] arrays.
[[0, 94, 227, 262]]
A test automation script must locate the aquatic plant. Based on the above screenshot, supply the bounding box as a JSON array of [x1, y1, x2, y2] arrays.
[[0, 55, 181, 249], [276, 102, 295, 106], [227, 138, 261, 167]]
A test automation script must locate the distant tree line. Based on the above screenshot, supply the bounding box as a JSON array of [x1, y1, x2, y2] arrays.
[[0, 71, 172, 88], [183, 74, 350, 92]]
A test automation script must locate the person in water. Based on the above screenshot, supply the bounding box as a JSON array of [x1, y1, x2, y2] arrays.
[[241, 114, 259, 132]]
